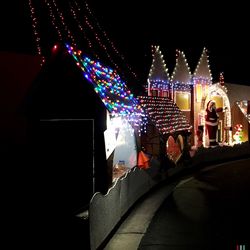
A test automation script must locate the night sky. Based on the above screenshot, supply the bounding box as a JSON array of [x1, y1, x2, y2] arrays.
[[1, 1, 250, 86]]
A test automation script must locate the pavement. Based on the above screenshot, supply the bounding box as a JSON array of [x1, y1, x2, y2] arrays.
[[138, 158, 250, 249], [102, 155, 250, 250], [103, 178, 179, 250]]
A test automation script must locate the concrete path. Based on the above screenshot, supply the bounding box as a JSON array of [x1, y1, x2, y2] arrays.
[[104, 181, 178, 250], [138, 158, 250, 250]]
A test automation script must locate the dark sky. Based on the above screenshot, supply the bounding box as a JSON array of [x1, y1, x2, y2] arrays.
[[89, 1, 250, 85], [1, 1, 250, 85]]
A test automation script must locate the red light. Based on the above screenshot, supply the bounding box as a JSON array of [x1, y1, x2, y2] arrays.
[[53, 45, 57, 50]]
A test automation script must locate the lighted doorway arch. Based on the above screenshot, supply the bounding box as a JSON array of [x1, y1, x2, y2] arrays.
[[201, 83, 232, 145]]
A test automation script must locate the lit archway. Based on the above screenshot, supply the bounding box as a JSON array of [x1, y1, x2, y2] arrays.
[[201, 83, 232, 145]]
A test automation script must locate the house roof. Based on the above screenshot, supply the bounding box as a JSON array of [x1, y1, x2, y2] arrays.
[[66, 44, 147, 129], [236, 100, 250, 124], [148, 46, 170, 84], [138, 96, 191, 135], [225, 83, 250, 105], [225, 83, 250, 124], [171, 50, 192, 84], [193, 47, 212, 83]]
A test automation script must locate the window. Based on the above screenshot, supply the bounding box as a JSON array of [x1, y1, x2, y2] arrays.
[[211, 95, 223, 109], [196, 84, 202, 102], [175, 91, 191, 111], [162, 90, 168, 97], [151, 90, 158, 97]]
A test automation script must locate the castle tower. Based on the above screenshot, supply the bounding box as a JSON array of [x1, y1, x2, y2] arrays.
[[171, 49, 192, 109], [147, 45, 170, 97], [192, 47, 213, 146]]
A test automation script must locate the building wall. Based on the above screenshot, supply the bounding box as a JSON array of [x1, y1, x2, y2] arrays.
[[227, 83, 250, 104], [141, 123, 160, 159], [26, 50, 110, 213]]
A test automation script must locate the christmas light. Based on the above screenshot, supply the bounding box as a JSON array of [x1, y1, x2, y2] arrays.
[[236, 101, 250, 123], [29, 0, 140, 86], [171, 50, 192, 85], [233, 124, 243, 143], [203, 83, 232, 145], [173, 82, 192, 91], [219, 72, 225, 85], [138, 96, 191, 134], [44, 0, 63, 41], [84, 15, 119, 70], [68, 1, 100, 60], [28, 0, 44, 66], [51, 0, 76, 47], [193, 47, 213, 84], [147, 46, 170, 96], [66, 44, 147, 133], [78, 0, 139, 81]]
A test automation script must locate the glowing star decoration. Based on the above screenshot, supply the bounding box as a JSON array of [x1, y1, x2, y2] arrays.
[[233, 124, 243, 144], [65, 44, 147, 133]]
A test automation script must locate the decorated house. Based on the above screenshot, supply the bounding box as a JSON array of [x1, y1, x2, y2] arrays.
[[145, 46, 250, 149], [140, 46, 192, 166], [25, 43, 149, 214], [225, 83, 250, 143], [192, 50, 232, 146], [24, 43, 180, 249]]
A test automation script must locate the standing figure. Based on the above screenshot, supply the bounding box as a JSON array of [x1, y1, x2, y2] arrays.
[[205, 100, 223, 147]]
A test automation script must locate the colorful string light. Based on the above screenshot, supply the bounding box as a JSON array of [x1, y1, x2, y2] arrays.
[[66, 43, 147, 133]]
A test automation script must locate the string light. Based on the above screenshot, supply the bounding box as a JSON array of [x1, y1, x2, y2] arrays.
[[171, 50, 192, 85], [233, 124, 243, 143], [84, 15, 120, 71], [28, 0, 45, 66], [66, 44, 147, 134], [69, 1, 100, 60], [148, 46, 170, 95], [219, 72, 225, 85], [193, 47, 213, 84], [29, 0, 140, 87], [51, 0, 76, 47], [84, 0, 139, 80], [44, 0, 63, 41], [138, 96, 191, 134], [236, 101, 250, 123]]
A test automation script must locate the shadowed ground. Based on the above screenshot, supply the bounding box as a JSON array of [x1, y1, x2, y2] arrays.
[[139, 158, 250, 250]]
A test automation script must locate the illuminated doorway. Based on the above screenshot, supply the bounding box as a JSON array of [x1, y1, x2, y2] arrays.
[[202, 84, 232, 146]]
